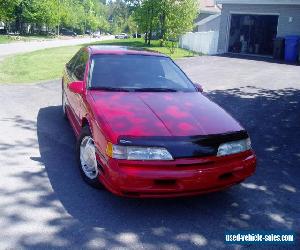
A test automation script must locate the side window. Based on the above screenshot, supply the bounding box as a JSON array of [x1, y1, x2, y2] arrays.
[[73, 50, 89, 81], [67, 51, 81, 73], [87, 59, 95, 88]]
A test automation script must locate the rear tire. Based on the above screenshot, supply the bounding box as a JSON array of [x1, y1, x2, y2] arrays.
[[76, 126, 103, 189]]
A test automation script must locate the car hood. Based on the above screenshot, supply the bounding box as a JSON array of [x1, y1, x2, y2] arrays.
[[90, 91, 243, 141]]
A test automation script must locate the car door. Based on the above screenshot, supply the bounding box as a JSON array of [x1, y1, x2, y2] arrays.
[[64, 49, 89, 131]]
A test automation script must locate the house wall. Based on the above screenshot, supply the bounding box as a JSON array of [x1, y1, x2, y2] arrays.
[[194, 12, 216, 31], [197, 15, 221, 32], [198, 12, 215, 21], [218, 4, 300, 53]]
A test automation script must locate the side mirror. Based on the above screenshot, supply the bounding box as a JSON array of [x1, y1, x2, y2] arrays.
[[194, 83, 204, 93], [68, 81, 84, 95]]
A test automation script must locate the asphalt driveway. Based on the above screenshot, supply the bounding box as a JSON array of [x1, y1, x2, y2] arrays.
[[0, 56, 299, 249]]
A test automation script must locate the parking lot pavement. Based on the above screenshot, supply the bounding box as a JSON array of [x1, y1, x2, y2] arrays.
[[0, 57, 299, 249]]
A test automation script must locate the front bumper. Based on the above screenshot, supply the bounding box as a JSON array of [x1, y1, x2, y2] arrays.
[[98, 150, 256, 198]]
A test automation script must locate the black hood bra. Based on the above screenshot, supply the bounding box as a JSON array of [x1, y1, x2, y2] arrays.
[[118, 130, 249, 159]]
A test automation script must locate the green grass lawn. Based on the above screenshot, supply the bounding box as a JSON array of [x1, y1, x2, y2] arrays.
[[0, 46, 81, 83], [0, 35, 13, 44], [0, 38, 198, 84], [91, 39, 197, 60]]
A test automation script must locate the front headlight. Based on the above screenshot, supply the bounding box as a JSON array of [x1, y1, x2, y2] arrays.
[[217, 138, 251, 157], [106, 143, 173, 161]]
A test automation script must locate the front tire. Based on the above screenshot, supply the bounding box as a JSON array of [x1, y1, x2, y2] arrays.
[[76, 126, 103, 189]]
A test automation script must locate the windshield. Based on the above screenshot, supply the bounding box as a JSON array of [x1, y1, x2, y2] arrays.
[[88, 55, 196, 92]]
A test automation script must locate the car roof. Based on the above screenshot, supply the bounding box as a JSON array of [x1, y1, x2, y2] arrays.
[[88, 45, 168, 57]]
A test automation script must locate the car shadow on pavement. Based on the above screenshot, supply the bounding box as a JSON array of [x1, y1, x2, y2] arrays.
[[30, 87, 300, 249]]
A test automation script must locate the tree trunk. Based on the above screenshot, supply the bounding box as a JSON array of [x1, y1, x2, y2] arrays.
[[160, 11, 166, 45], [148, 28, 152, 46], [147, 4, 153, 46]]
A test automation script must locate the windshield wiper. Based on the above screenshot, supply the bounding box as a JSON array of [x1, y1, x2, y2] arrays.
[[133, 88, 178, 92], [90, 87, 179, 92], [90, 87, 133, 92]]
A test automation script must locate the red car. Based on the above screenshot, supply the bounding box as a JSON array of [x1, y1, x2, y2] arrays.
[[62, 46, 256, 198]]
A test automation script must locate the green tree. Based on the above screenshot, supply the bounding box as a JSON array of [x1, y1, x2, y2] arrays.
[[0, 0, 115, 35], [84, 0, 109, 32], [0, 0, 20, 22], [108, 0, 130, 34], [134, 0, 160, 45], [162, 0, 198, 51], [133, 0, 198, 50], [126, 15, 138, 34]]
